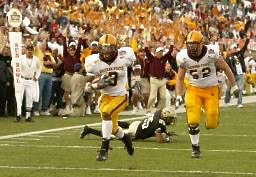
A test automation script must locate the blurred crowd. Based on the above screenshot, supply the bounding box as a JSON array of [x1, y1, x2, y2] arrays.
[[0, 0, 256, 117]]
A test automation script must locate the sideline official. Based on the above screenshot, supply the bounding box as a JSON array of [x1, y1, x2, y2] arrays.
[[14, 44, 41, 122]]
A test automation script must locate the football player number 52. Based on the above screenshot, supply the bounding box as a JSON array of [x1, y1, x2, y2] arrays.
[[108, 72, 118, 86], [189, 67, 211, 80]]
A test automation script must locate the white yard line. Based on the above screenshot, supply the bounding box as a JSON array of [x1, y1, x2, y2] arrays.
[[0, 144, 256, 153], [43, 132, 76, 135], [179, 133, 256, 137], [0, 117, 145, 140], [0, 141, 25, 144], [28, 135, 60, 138], [12, 138, 41, 141], [0, 165, 255, 175]]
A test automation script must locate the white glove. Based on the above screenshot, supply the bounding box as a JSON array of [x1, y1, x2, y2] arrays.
[[231, 85, 239, 98], [97, 75, 111, 89], [175, 95, 183, 109], [84, 82, 93, 92]]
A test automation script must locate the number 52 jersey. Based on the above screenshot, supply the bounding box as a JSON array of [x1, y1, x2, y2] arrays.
[[85, 47, 136, 96], [176, 44, 220, 87]]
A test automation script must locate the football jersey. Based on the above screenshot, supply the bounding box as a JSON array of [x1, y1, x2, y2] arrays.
[[176, 45, 220, 87], [85, 47, 136, 96], [15, 55, 41, 79], [135, 111, 167, 139]]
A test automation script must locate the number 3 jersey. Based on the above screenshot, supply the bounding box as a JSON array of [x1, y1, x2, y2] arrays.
[[85, 47, 136, 96], [176, 44, 220, 87], [135, 111, 167, 140]]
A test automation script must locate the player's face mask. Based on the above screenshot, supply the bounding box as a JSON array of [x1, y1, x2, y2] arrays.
[[187, 42, 203, 57], [186, 31, 204, 58], [99, 44, 118, 63]]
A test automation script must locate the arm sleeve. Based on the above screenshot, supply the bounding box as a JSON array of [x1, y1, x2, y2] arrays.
[[125, 47, 136, 66], [144, 47, 154, 61], [62, 37, 68, 57], [176, 51, 186, 69], [75, 38, 83, 56], [159, 123, 167, 133], [163, 45, 174, 62], [84, 55, 97, 76], [239, 38, 250, 58]]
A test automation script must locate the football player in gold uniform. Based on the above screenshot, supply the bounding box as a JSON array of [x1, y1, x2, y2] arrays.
[[175, 31, 239, 158], [83, 34, 136, 161]]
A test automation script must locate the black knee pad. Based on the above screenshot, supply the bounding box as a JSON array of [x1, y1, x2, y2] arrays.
[[188, 124, 200, 135]]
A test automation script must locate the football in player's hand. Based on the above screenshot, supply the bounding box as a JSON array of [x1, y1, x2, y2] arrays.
[[92, 75, 110, 89], [92, 77, 100, 84]]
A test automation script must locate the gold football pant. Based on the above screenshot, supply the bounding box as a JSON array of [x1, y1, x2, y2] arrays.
[[251, 73, 256, 84], [99, 95, 128, 133], [185, 85, 219, 129]]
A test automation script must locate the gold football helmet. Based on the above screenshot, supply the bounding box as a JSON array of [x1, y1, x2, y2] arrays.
[[186, 31, 204, 58], [98, 34, 118, 63]]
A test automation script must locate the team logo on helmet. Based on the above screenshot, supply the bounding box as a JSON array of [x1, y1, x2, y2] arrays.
[[98, 34, 118, 63], [161, 107, 177, 126]]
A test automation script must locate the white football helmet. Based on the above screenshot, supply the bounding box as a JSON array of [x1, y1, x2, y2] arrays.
[[161, 107, 176, 125]]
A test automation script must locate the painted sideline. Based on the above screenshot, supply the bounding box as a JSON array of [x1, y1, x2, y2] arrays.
[[0, 116, 145, 140]]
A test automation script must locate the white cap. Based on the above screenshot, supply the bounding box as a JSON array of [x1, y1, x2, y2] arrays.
[[90, 41, 98, 46], [133, 64, 141, 70], [69, 41, 77, 48], [230, 44, 238, 49], [156, 47, 164, 53]]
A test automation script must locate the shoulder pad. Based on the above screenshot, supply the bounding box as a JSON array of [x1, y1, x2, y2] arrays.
[[176, 49, 187, 67], [84, 54, 99, 74], [206, 44, 220, 55]]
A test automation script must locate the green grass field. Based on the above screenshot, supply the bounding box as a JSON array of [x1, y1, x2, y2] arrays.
[[0, 103, 256, 177]]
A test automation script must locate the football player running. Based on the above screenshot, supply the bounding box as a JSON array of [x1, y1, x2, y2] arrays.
[[175, 31, 239, 158], [80, 107, 177, 143], [84, 34, 136, 161]]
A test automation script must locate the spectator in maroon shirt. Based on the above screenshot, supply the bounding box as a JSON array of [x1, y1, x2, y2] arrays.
[[144, 41, 174, 116], [61, 33, 88, 114]]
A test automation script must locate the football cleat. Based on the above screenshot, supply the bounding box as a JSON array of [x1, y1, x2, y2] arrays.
[[15, 115, 21, 122], [80, 125, 91, 139], [96, 149, 108, 161], [122, 134, 134, 155], [25, 117, 34, 122], [96, 139, 110, 161], [191, 144, 200, 158]]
